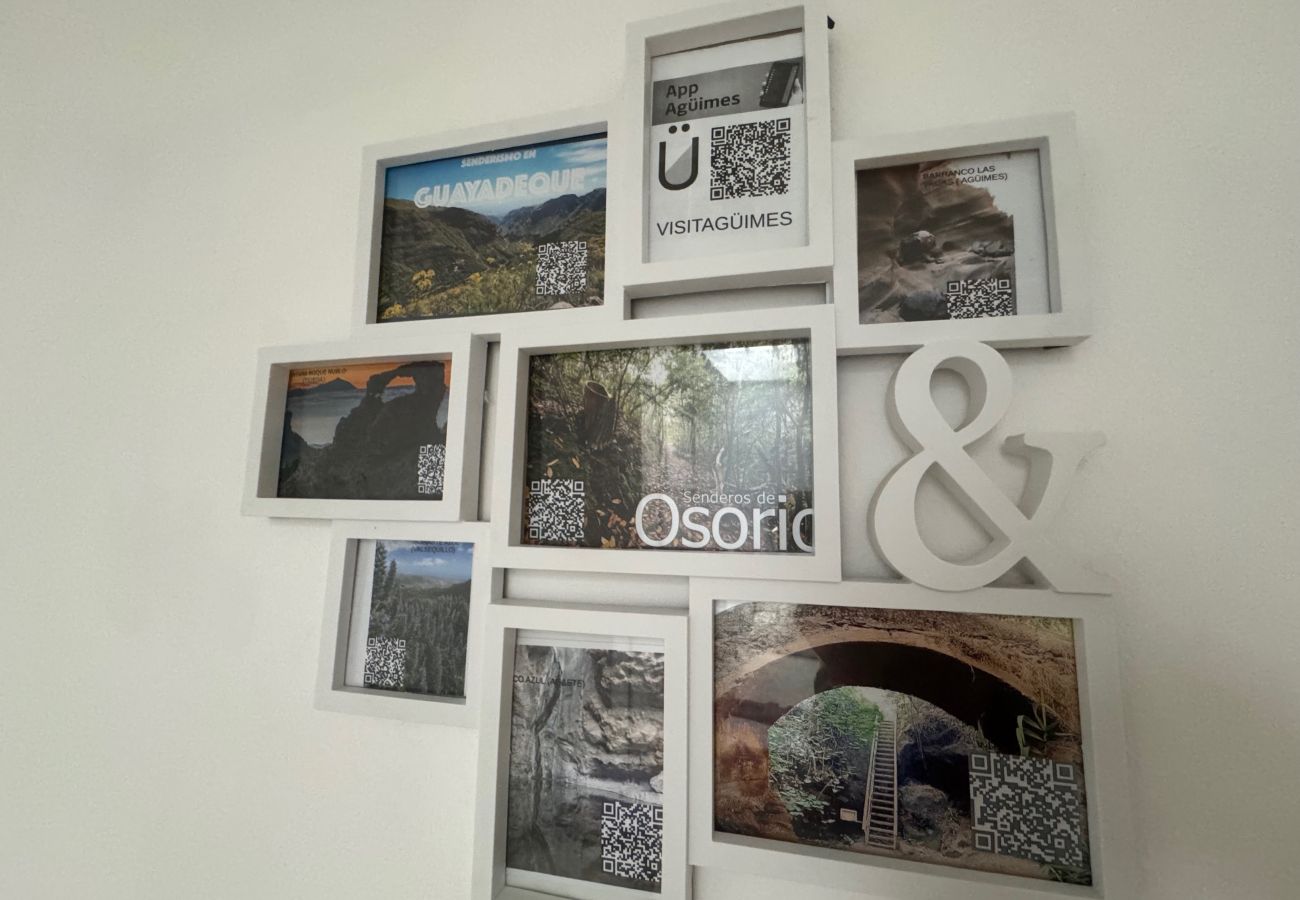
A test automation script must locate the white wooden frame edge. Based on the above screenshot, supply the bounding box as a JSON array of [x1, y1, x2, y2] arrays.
[[618, 0, 834, 299], [351, 103, 626, 337], [241, 331, 487, 520], [687, 578, 1136, 900], [488, 304, 842, 581], [471, 597, 691, 900], [313, 520, 491, 727], [832, 113, 1092, 355]]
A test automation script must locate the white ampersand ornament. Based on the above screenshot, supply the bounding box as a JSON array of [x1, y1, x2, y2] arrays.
[[870, 340, 1113, 594]]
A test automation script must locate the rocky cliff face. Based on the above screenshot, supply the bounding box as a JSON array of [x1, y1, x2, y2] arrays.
[[505, 644, 665, 887], [854, 162, 1018, 323], [509, 645, 663, 789]]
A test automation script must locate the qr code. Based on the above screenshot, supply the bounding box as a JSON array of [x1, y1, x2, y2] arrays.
[[417, 443, 445, 496], [709, 117, 791, 200], [946, 277, 1015, 319], [969, 751, 1085, 869], [526, 478, 585, 544], [536, 240, 588, 295], [600, 801, 662, 883], [364, 637, 406, 689]]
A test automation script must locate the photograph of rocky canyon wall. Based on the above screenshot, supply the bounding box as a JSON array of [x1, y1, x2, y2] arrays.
[[713, 600, 1091, 885], [855, 149, 1049, 324], [506, 639, 665, 893]]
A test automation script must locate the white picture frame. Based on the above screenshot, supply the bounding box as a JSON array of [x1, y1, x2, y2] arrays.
[[618, 0, 834, 300], [471, 597, 690, 900], [313, 520, 491, 728], [688, 578, 1135, 899], [833, 114, 1091, 354], [351, 104, 625, 338], [488, 304, 842, 582], [242, 331, 487, 520]]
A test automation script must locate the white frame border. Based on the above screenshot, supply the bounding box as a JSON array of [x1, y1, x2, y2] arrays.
[[313, 520, 490, 728], [471, 597, 691, 900], [618, 0, 834, 299], [488, 304, 841, 581], [688, 578, 1135, 899], [352, 104, 625, 338], [833, 114, 1091, 354], [242, 331, 487, 520]]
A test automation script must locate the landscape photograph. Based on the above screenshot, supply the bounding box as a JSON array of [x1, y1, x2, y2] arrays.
[[713, 601, 1091, 885], [276, 358, 451, 501], [521, 339, 814, 553], [349, 540, 473, 698], [855, 150, 1046, 323], [377, 133, 607, 321], [506, 641, 664, 892]]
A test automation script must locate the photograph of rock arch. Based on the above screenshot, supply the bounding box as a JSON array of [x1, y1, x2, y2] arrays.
[[276, 358, 452, 501], [713, 600, 1091, 885]]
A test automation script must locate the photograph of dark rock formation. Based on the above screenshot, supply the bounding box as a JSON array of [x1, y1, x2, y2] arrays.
[[522, 339, 814, 553], [350, 540, 472, 697], [276, 359, 450, 501], [855, 150, 1047, 324], [506, 641, 664, 893], [713, 601, 1091, 885]]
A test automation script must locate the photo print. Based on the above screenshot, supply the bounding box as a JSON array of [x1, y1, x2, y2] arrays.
[[276, 358, 451, 501], [521, 338, 814, 553], [713, 601, 1091, 885], [506, 636, 665, 893], [344, 540, 474, 697], [855, 150, 1049, 324], [377, 134, 607, 321], [647, 31, 808, 261]]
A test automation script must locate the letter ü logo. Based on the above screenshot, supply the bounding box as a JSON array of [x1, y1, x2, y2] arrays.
[[657, 123, 698, 191]]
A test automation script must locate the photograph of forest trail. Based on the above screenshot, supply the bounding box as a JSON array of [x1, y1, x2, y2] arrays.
[[348, 540, 473, 698], [521, 338, 814, 552], [376, 134, 606, 321], [713, 601, 1091, 885]]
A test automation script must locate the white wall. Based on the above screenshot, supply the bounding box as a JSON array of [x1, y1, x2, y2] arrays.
[[2, 1, 1297, 898]]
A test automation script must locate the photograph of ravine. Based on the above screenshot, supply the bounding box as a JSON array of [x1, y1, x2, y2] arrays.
[[506, 641, 665, 892], [856, 151, 1047, 324], [377, 134, 607, 321]]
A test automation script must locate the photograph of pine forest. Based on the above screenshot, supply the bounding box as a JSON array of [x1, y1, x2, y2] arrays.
[[522, 338, 814, 552], [348, 540, 473, 698], [713, 601, 1091, 885]]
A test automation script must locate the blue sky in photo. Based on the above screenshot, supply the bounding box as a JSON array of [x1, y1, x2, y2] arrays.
[[382, 540, 474, 582], [384, 134, 607, 217]]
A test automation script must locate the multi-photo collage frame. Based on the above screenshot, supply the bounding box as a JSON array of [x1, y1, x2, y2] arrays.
[[242, 2, 1130, 898]]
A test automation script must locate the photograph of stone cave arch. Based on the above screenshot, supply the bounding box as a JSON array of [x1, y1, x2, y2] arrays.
[[713, 601, 1092, 885]]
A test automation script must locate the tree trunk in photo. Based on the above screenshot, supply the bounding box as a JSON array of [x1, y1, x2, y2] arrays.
[[689, 417, 697, 479], [579, 380, 615, 448]]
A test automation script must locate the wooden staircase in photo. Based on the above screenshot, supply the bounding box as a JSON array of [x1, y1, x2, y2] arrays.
[[862, 718, 898, 850]]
